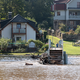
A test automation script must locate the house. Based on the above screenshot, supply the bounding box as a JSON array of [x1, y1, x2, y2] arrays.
[[0, 14, 38, 47], [51, 0, 80, 31]]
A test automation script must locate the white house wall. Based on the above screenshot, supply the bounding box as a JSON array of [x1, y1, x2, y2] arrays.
[[66, 10, 69, 20], [27, 24, 36, 41], [13, 23, 16, 29], [21, 23, 25, 28], [1, 22, 36, 47], [68, 0, 80, 8], [14, 35, 25, 41], [13, 23, 36, 42], [66, 0, 80, 20], [54, 10, 66, 20], [2, 24, 11, 39], [13, 23, 26, 29]]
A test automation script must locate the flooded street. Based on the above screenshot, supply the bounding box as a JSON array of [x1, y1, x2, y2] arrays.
[[0, 56, 80, 80]]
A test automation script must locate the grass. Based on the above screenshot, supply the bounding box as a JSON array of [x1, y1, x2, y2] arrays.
[[11, 52, 42, 56], [48, 35, 60, 47], [48, 35, 80, 55], [0, 52, 43, 56]]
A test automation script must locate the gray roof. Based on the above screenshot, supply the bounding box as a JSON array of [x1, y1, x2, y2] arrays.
[[0, 14, 38, 32], [9, 14, 28, 23]]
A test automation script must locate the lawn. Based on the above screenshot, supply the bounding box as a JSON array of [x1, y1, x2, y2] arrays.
[[0, 52, 43, 56], [48, 35, 80, 55], [11, 52, 42, 56]]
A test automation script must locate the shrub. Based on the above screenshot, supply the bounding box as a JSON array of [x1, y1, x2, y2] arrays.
[[44, 39, 48, 43], [68, 29, 75, 35], [41, 44, 48, 51], [0, 38, 11, 52], [75, 25, 80, 34], [35, 40, 44, 48], [27, 39, 44, 49], [64, 30, 77, 41], [15, 39, 26, 48], [14, 48, 26, 53], [59, 23, 67, 32]]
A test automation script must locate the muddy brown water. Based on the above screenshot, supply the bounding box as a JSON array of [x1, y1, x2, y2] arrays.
[[0, 56, 80, 80]]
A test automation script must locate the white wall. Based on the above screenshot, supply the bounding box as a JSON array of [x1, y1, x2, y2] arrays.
[[66, 0, 80, 20], [1, 22, 36, 48], [21, 23, 25, 28], [66, 10, 69, 20], [54, 10, 66, 20], [14, 35, 25, 41], [13, 23, 16, 29], [13, 23, 26, 29], [27, 24, 36, 41], [2, 24, 11, 39], [68, 0, 80, 8]]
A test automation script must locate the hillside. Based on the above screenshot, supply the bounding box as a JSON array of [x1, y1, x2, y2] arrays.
[[48, 35, 80, 55]]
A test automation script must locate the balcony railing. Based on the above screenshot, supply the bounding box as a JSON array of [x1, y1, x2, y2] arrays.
[[13, 29, 26, 33], [69, 15, 80, 18], [69, 15, 80, 20], [54, 16, 65, 20]]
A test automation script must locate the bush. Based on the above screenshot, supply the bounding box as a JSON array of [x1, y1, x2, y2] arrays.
[[27, 39, 44, 49], [44, 39, 48, 43], [75, 25, 80, 34], [0, 38, 11, 52], [14, 48, 26, 53], [68, 29, 75, 35], [59, 23, 67, 32], [41, 44, 48, 51], [64, 31, 77, 41], [15, 39, 26, 48]]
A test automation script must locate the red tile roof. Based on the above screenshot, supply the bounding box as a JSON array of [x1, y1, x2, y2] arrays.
[[54, 0, 71, 4]]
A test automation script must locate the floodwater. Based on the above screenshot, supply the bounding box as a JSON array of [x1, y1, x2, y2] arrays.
[[0, 56, 80, 80]]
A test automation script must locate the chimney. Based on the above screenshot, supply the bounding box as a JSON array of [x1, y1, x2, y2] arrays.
[[8, 12, 12, 19]]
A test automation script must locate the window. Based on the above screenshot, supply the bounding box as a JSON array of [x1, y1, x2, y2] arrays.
[[70, 21, 74, 25], [57, 12, 60, 16], [77, 2, 80, 8], [75, 12, 77, 15], [70, 21, 76, 25], [17, 23, 21, 29], [16, 37, 21, 41]]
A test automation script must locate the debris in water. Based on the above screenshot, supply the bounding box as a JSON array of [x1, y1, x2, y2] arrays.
[[25, 63, 33, 65]]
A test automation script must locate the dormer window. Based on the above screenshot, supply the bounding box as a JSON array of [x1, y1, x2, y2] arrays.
[[17, 23, 21, 29]]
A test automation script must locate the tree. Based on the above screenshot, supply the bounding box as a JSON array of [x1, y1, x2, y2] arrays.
[[38, 20, 49, 29], [59, 23, 67, 32], [75, 25, 80, 34], [0, 0, 54, 28], [24, 0, 53, 23], [0, 0, 25, 19]]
